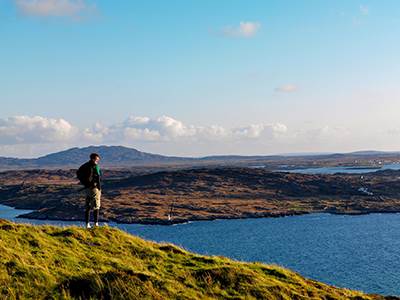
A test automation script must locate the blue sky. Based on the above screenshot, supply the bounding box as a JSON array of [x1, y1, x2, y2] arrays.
[[1, 0, 400, 157]]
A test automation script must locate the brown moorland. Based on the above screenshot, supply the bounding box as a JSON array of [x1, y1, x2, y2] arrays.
[[1, 167, 400, 224]]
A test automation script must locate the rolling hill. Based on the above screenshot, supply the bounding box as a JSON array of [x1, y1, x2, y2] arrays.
[[1, 145, 400, 170], [0, 146, 192, 169]]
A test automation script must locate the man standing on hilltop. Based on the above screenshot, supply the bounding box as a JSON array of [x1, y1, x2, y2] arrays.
[[77, 153, 102, 229]]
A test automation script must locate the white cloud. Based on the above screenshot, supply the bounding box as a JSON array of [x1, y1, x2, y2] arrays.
[[0, 115, 288, 149], [304, 125, 351, 141], [3, 115, 386, 158], [233, 123, 287, 139], [108, 116, 197, 142], [221, 21, 261, 38], [81, 122, 109, 143], [0, 116, 77, 144], [15, 0, 94, 18], [123, 128, 161, 142], [275, 84, 298, 93], [193, 125, 227, 141], [81, 116, 286, 143], [282, 125, 352, 150]]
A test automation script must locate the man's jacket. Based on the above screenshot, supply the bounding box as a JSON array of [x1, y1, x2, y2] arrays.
[[77, 161, 101, 190]]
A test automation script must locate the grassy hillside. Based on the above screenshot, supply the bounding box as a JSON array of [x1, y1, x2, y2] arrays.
[[0, 220, 391, 300]]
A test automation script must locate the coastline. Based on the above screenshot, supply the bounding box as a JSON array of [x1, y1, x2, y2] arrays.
[[4, 203, 399, 226]]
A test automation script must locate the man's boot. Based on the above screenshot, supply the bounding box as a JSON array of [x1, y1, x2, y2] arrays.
[[85, 208, 91, 228]]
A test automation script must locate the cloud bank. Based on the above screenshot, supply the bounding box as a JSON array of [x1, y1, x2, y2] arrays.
[[0, 115, 287, 145], [0, 116, 77, 145], [1, 115, 390, 158]]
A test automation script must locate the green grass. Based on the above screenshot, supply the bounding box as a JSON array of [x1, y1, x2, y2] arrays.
[[0, 219, 389, 300]]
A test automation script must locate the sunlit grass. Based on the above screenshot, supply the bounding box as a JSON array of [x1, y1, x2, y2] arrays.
[[0, 219, 387, 299]]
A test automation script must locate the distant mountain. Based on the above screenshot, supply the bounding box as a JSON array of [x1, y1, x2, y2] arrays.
[[348, 150, 400, 156], [0, 146, 195, 170], [1, 145, 400, 170], [35, 145, 189, 166], [0, 157, 33, 169]]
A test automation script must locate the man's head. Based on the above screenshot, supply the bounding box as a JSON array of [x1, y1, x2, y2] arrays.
[[90, 153, 100, 165]]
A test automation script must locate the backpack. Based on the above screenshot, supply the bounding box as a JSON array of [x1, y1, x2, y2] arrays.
[[76, 164, 88, 185]]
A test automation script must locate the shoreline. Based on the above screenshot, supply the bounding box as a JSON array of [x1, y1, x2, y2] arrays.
[[3, 204, 399, 226]]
